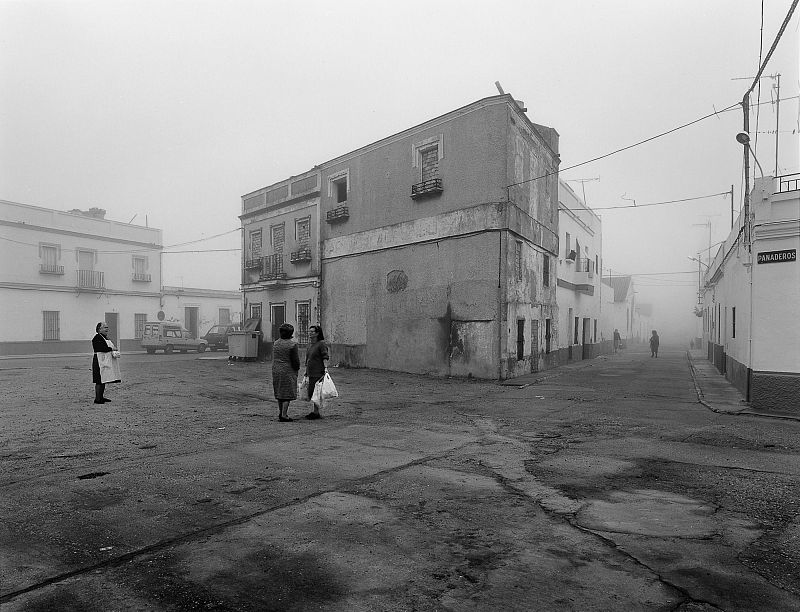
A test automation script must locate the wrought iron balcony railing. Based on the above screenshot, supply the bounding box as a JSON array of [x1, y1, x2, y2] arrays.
[[777, 173, 800, 193], [260, 254, 285, 281], [40, 264, 64, 275], [77, 269, 104, 289], [244, 258, 263, 269], [326, 205, 349, 223], [575, 258, 595, 276], [290, 248, 312, 263], [132, 272, 151, 282], [411, 178, 443, 199]]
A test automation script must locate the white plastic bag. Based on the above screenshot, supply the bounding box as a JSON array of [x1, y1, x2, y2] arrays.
[[311, 380, 323, 406], [297, 375, 309, 399], [320, 372, 338, 400]]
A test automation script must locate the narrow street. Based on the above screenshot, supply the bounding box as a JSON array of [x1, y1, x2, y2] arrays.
[[1, 345, 799, 611]]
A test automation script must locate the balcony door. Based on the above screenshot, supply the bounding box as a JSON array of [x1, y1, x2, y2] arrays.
[[271, 304, 285, 343]]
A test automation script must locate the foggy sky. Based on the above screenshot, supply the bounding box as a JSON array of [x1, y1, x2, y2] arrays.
[[1, 0, 798, 341]]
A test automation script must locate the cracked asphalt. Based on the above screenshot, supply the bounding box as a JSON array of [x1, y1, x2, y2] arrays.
[[1, 343, 799, 611]]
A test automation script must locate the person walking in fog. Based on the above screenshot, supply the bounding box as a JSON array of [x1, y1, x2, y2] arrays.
[[92, 322, 121, 404], [272, 323, 300, 422], [304, 325, 329, 420], [650, 330, 660, 358], [613, 329, 621, 353]]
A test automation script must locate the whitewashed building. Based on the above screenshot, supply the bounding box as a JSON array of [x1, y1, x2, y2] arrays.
[[701, 175, 799, 412], [0, 199, 241, 355], [556, 180, 607, 360]]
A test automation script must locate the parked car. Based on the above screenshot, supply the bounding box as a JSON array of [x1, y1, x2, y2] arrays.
[[202, 323, 242, 351], [141, 322, 208, 354]]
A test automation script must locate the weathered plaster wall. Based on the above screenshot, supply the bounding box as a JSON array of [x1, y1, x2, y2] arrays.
[[323, 233, 499, 378]]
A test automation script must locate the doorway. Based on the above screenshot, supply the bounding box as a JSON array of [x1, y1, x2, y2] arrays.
[[184, 307, 199, 338], [530, 319, 539, 373], [104, 312, 119, 347], [271, 303, 285, 342]]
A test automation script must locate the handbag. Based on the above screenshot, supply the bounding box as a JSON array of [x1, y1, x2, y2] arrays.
[[320, 372, 338, 400], [297, 375, 309, 399]]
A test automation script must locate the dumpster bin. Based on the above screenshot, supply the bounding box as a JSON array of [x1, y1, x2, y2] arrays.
[[228, 318, 262, 361]]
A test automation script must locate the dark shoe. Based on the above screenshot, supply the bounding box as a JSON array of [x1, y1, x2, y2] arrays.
[[305, 412, 321, 420], [278, 416, 294, 422], [94, 400, 104, 404], [101, 398, 111, 402]]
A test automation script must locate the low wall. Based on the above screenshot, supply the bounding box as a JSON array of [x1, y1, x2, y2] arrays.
[[1, 339, 142, 356], [751, 371, 800, 414]]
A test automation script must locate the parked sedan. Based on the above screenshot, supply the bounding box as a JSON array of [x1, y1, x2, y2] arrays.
[[202, 323, 242, 351]]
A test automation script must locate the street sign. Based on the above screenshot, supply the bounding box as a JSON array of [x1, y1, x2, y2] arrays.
[[757, 249, 796, 264]]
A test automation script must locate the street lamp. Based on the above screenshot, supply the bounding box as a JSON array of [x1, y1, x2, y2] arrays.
[[736, 132, 765, 178]]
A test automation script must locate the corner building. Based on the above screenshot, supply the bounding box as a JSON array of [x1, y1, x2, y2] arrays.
[[241, 95, 560, 378], [316, 95, 560, 378]]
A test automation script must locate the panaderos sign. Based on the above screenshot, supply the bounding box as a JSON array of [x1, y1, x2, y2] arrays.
[[757, 249, 796, 264]]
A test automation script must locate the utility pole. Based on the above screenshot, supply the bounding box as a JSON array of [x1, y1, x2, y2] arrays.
[[732, 73, 782, 177], [730, 185, 734, 229]]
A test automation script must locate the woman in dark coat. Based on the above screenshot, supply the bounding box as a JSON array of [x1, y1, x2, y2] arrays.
[[650, 330, 660, 358], [92, 321, 120, 404], [304, 325, 329, 420], [272, 323, 300, 422]]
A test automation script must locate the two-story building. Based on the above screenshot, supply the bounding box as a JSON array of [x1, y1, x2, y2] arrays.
[[601, 274, 638, 345], [701, 174, 799, 412], [0, 200, 163, 354], [241, 94, 561, 379], [556, 180, 606, 361]]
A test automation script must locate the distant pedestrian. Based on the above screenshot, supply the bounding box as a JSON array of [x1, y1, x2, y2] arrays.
[[92, 322, 121, 404], [650, 330, 660, 358], [304, 325, 329, 420], [613, 329, 621, 353], [272, 323, 300, 422]]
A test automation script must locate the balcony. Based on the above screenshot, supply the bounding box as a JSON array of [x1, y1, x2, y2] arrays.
[[777, 172, 800, 193], [411, 178, 443, 200], [244, 258, 263, 270], [326, 205, 349, 223], [132, 272, 151, 282], [260, 254, 286, 282], [39, 264, 64, 275], [77, 270, 104, 290], [290, 248, 312, 263]]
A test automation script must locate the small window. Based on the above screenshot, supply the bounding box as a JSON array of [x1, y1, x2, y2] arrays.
[[43, 311, 60, 340], [543, 254, 550, 287], [250, 303, 262, 320], [296, 217, 311, 243], [328, 170, 350, 204], [250, 230, 262, 257]]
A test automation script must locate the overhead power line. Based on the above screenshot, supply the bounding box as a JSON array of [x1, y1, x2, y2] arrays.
[[562, 191, 729, 212]]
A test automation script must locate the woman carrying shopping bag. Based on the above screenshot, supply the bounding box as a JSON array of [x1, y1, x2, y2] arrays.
[[304, 325, 329, 420]]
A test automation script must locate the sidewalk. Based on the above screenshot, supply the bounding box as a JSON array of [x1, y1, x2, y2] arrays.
[[687, 349, 800, 421]]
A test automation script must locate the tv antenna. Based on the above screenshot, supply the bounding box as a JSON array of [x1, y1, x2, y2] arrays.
[[565, 177, 600, 204]]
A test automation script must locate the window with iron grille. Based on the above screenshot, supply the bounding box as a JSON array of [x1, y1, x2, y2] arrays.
[[39, 243, 61, 273], [134, 313, 147, 339], [250, 303, 262, 320], [43, 311, 60, 340], [296, 302, 310, 344], [250, 230, 262, 257], [263, 253, 284, 275], [296, 217, 311, 243]]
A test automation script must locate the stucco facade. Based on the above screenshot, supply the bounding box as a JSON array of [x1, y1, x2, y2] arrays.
[[239, 170, 321, 349], [556, 180, 607, 361], [701, 175, 800, 412], [0, 200, 163, 354], [159, 286, 242, 339], [243, 95, 560, 379]]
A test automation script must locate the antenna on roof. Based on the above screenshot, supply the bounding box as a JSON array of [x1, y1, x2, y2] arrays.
[[495, 81, 505, 95]]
